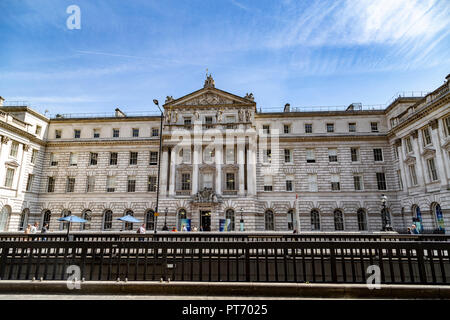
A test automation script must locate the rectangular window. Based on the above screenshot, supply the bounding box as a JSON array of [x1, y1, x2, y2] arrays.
[[427, 158, 438, 181], [264, 175, 273, 191], [284, 124, 290, 134], [445, 116, 450, 136], [184, 117, 192, 126], [262, 125, 270, 134], [93, 129, 100, 138], [90, 152, 98, 166], [205, 116, 213, 124], [26, 174, 34, 192], [409, 164, 418, 186], [10, 141, 19, 158], [284, 149, 292, 163], [152, 128, 159, 137], [371, 122, 379, 132], [202, 173, 213, 189], [394, 146, 399, 160], [50, 153, 58, 166], [353, 175, 362, 191], [351, 148, 359, 162], [66, 177, 75, 193], [286, 175, 294, 191], [263, 149, 272, 164], [405, 136, 413, 153], [74, 130, 81, 138], [55, 130, 62, 139], [130, 152, 138, 165], [110, 152, 118, 165], [308, 174, 318, 192], [113, 129, 120, 138], [181, 173, 191, 190], [226, 173, 235, 190], [148, 176, 157, 192], [331, 174, 340, 191], [348, 123, 356, 132], [132, 128, 139, 137], [149, 151, 158, 165], [31, 149, 38, 164], [35, 125, 42, 135], [373, 148, 383, 161], [328, 148, 338, 162], [305, 123, 312, 133], [376, 172, 387, 190], [47, 177, 55, 193], [127, 176, 136, 192], [326, 123, 334, 133], [422, 127, 432, 146], [306, 149, 315, 163], [106, 176, 116, 192], [69, 152, 78, 166], [86, 176, 95, 193], [4, 168, 15, 188]]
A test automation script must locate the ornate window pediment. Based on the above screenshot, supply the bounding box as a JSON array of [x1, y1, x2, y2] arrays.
[[199, 164, 216, 172], [404, 154, 416, 165], [5, 160, 20, 168], [421, 146, 436, 157], [222, 164, 239, 171], [442, 136, 450, 151], [177, 164, 192, 171]]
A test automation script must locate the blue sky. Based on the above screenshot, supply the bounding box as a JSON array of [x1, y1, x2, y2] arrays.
[[0, 0, 449, 115]]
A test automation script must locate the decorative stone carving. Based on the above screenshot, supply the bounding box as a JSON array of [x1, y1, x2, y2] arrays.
[[173, 111, 179, 123], [216, 109, 223, 123], [185, 93, 233, 106], [190, 187, 222, 204], [165, 110, 172, 123], [244, 93, 254, 101], [204, 74, 215, 88], [1, 136, 10, 144], [394, 139, 402, 147], [238, 109, 244, 122], [23, 144, 30, 152], [245, 110, 252, 122], [411, 130, 418, 139], [194, 110, 200, 120], [165, 96, 174, 103]]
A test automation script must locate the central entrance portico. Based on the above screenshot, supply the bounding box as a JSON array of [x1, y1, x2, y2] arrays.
[[200, 210, 212, 231]]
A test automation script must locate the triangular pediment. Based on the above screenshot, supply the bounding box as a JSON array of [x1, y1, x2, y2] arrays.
[[5, 160, 20, 167], [164, 87, 255, 108]]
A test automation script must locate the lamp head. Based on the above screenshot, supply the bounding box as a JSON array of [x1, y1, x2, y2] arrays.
[[153, 99, 159, 106]]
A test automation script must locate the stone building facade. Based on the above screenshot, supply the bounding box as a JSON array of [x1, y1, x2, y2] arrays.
[[0, 74, 449, 233]]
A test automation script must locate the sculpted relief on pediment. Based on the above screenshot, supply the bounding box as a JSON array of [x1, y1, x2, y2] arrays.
[[185, 93, 234, 106]]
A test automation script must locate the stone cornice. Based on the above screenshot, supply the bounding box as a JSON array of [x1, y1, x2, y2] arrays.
[[387, 91, 450, 138], [0, 120, 45, 146], [256, 110, 385, 118], [46, 139, 160, 147], [50, 116, 161, 123], [277, 134, 388, 143], [0, 106, 49, 122]]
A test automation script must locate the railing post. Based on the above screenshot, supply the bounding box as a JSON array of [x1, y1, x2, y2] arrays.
[[330, 246, 337, 283], [245, 247, 250, 282], [0, 243, 7, 279], [416, 245, 427, 284]]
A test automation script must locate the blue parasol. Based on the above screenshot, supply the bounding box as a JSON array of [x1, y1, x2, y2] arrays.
[[117, 215, 141, 223], [58, 215, 88, 239]]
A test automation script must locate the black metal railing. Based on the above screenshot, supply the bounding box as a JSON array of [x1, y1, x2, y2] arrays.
[[0, 240, 449, 284], [0, 232, 449, 243]]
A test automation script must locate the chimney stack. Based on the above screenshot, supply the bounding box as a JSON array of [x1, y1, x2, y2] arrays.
[[115, 108, 126, 117], [284, 103, 290, 112], [0, 96, 4, 107]]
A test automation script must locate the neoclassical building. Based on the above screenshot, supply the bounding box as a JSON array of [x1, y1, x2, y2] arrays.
[[0, 74, 449, 233]]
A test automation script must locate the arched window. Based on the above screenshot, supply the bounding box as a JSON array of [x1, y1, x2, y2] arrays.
[[60, 209, 71, 230], [432, 203, 445, 231], [357, 209, 367, 231], [177, 209, 187, 231], [146, 210, 155, 231], [412, 205, 423, 232], [81, 210, 92, 230], [0, 206, 11, 231], [334, 209, 344, 231], [265, 210, 274, 230], [103, 210, 113, 230], [19, 209, 29, 231], [311, 209, 320, 231], [42, 210, 51, 229], [225, 209, 235, 231], [124, 210, 134, 230], [287, 209, 294, 231]]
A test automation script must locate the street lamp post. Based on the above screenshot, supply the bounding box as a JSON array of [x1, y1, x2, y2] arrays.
[[153, 99, 164, 234], [239, 208, 244, 231], [162, 207, 168, 231], [380, 194, 388, 231]]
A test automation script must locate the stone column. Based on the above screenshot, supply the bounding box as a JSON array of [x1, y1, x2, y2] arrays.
[[169, 147, 176, 196], [215, 144, 222, 195], [192, 146, 200, 195], [412, 130, 426, 187], [429, 119, 448, 188], [237, 138, 245, 196], [247, 137, 257, 196], [160, 148, 169, 197]]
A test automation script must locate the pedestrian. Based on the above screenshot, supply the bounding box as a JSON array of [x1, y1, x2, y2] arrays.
[[30, 222, 39, 234], [407, 227, 411, 234], [182, 224, 187, 232], [293, 229, 298, 234], [411, 224, 419, 234], [137, 224, 146, 241], [192, 226, 198, 232], [41, 223, 48, 241]]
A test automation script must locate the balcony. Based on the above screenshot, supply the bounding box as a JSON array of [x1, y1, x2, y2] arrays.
[[176, 190, 191, 196]]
